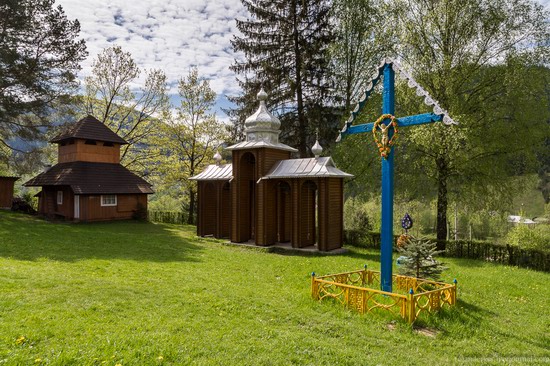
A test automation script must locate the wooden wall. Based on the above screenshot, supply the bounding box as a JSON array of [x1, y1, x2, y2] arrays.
[[231, 148, 291, 244], [276, 182, 292, 243], [318, 178, 344, 251], [298, 180, 317, 247], [79, 194, 147, 221], [220, 182, 231, 238], [197, 181, 232, 238], [39, 186, 74, 219], [231, 151, 256, 243], [37, 188, 147, 221], [0, 177, 18, 208], [223, 147, 345, 251], [58, 139, 121, 164]]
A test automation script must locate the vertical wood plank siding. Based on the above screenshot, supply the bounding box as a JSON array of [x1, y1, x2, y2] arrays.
[[58, 139, 121, 164], [0, 178, 17, 208], [198, 147, 345, 252]]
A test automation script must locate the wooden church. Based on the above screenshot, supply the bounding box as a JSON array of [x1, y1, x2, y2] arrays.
[[25, 115, 153, 221], [191, 90, 352, 251]]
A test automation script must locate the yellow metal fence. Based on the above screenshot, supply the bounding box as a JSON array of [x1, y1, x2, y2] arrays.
[[311, 268, 457, 323]]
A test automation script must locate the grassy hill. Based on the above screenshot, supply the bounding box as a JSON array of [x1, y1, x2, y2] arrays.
[[0, 211, 548, 365]]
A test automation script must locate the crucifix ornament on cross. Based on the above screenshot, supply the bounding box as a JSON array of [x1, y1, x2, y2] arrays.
[[337, 58, 457, 292]]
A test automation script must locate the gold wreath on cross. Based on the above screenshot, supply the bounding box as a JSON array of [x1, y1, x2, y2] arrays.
[[372, 114, 399, 159]]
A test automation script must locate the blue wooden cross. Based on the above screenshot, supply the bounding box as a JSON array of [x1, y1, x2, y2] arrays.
[[338, 59, 456, 292]]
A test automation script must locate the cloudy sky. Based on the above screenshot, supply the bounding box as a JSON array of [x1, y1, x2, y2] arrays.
[[56, 0, 248, 118], [56, 0, 550, 118]]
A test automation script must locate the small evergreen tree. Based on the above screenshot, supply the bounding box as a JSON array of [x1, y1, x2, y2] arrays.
[[398, 237, 446, 280]]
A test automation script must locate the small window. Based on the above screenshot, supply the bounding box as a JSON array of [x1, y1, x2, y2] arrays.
[[57, 191, 63, 205], [101, 195, 117, 206], [103, 142, 114, 147], [85, 139, 97, 145]]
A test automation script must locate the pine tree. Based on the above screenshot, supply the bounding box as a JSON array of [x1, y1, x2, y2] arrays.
[[398, 237, 446, 280], [229, 0, 336, 157], [0, 0, 87, 169]]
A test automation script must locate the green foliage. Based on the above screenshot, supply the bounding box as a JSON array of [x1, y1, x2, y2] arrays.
[[151, 68, 228, 224], [81, 46, 169, 174], [388, 0, 550, 241], [148, 193, 185, 212], [505, 225, 550, 252], [230, 0, 337, 156], [329, 0, 392, 112], [0, 0, 87, 172], [343, 197, 372, 234], [398, 237, 446, 280], [1, 211, 549, 364]]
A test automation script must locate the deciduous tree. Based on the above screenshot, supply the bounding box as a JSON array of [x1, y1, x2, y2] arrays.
[[154, 68, 228, 224], [393, 0, 550, 242], [81, 46, 168, 174]]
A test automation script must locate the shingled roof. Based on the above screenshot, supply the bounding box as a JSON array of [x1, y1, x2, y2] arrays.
[[24, 161, 153, 194], [50, 115, 128, 145]]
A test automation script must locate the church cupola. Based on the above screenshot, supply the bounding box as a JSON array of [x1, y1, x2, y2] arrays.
[[244, 88, 281, 144]]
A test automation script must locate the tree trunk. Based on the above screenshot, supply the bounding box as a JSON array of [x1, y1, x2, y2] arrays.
[[187, 187, 196, 225], [292, 0, 307, 158], [436, 155, 448, 249]]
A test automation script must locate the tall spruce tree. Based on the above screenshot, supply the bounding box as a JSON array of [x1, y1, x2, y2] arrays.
[[230, 0, 336, 157], [0, 0, 87, 171]]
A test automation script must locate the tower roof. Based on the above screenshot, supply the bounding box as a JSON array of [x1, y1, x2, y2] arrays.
[[50, 115, 128, 145], [226, 89, 297, 152], [24, 161, 153, 194]]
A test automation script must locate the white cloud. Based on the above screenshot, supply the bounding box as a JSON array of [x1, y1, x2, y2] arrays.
[[56, 0, 246, 115], [55, 0, 550, 118]]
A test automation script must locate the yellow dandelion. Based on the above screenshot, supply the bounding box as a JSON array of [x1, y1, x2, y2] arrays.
[[115, 363, 122, 366], [34, 358, 42, 363], [16, 336, 26, 345], [157, 355, 164, 361]]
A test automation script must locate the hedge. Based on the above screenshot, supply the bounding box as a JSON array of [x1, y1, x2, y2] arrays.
[[344, 229, 550, 272]]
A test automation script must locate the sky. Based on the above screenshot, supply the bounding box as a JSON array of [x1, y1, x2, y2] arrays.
[[56, 0, 248, 119], [56, 0, 550, 119]]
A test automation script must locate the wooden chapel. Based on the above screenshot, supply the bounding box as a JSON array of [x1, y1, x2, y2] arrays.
[[191, 90, 352, 252], [25, 115, 153, 221]]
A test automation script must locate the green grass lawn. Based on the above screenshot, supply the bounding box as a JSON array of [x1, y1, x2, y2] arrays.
[[0, 211, 549, 365]]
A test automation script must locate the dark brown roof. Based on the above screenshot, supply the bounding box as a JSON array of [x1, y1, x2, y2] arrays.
[[0, 176, 20, 181], [50, 115, 128, 145], [24, 162, 154, 194]]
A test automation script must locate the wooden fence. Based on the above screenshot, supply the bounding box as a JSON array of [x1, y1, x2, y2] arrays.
[[148, 210, 187, 225], [344, 230, 550, 272]]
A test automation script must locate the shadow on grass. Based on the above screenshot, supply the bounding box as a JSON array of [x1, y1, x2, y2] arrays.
[[258, 245, 381, 264], [0, 212, 203, 263], [415, 298, 498, 332], [444, 256, 486, 268]]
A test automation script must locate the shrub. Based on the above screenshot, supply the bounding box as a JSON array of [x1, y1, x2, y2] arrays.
[[344, 197, 372, 235], [505, 224, 550, 251]]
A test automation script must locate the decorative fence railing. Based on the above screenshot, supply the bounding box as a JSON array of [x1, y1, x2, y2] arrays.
[[311, 268, 457, 323], [148, 210, 187, 225]]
